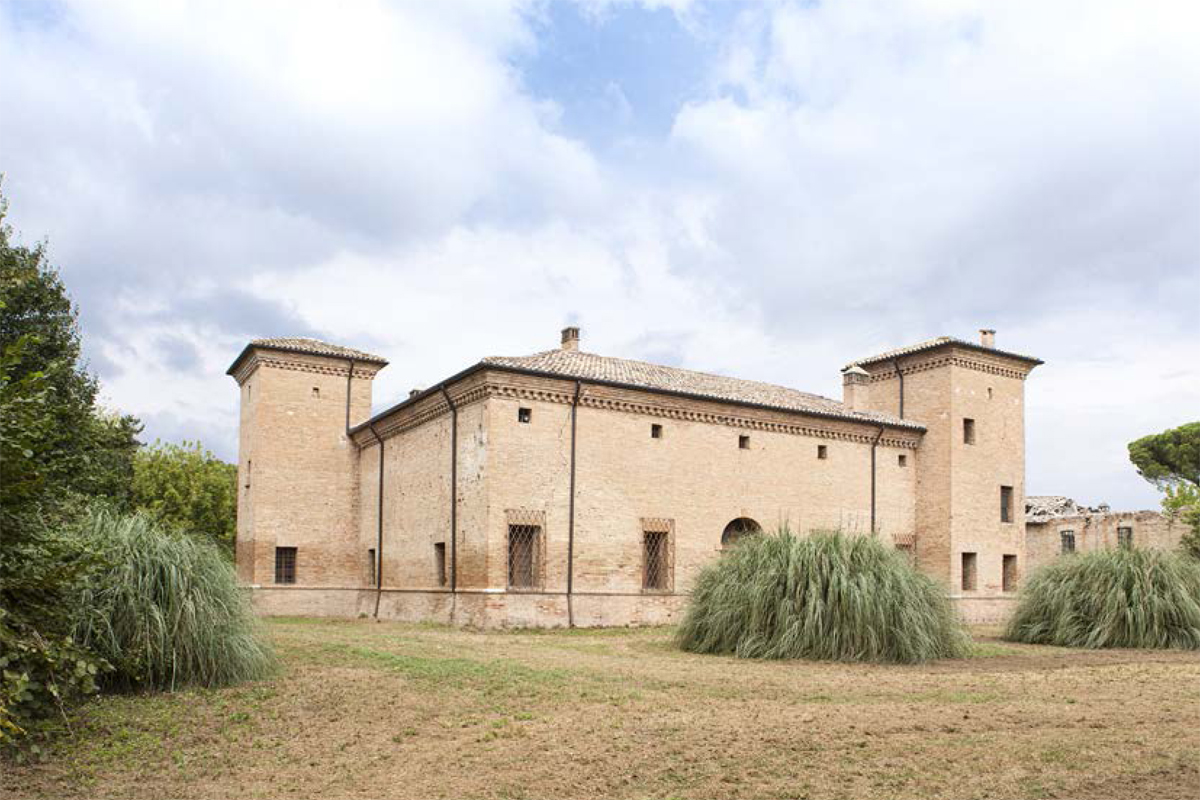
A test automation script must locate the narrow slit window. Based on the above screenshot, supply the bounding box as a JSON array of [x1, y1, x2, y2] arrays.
[[1060, 530, 1075, 554], [963, 418, 976, 444], [650, 423, 662, 439], [434, 542, 447, 586], [275, 547, 297, 585], [1117, 526, 1133, 550], [1000, 486, 1014, 523], [507, 525, 542, 590], [517, 407, 532, 424], [738, 435, 750, 450], [244, 459, 251, 489], [367, 548, 376, 586], [817, 445, 828, 460], [961, 552, 977, 591], [1002, 554, 1018, 592], [898, 454, 907, 467]]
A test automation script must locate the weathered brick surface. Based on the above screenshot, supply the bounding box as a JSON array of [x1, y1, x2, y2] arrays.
[[233, 335, 1059, 628], [1026, 510, 1185, 574]]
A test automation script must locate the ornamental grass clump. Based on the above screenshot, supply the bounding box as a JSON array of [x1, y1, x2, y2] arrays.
[[677, 528, 969, 663], [1004, 548, 1200, 649], [72, 509, 275, 690]]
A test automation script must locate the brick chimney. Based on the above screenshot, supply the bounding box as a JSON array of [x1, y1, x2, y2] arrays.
[[979, 329, 996, 348], [561, 326, 580, 351], [841, 365, 870, 411]]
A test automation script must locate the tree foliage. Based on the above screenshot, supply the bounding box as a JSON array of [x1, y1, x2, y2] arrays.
[[1128, 422, 1200, 490], [132, 440, 237, 551]]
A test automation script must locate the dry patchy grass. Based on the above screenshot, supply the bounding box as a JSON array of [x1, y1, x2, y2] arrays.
[[3, 618, 1199, 800]]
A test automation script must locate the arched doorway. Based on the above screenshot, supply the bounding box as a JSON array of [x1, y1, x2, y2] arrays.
[[721, 517, 763, 548]]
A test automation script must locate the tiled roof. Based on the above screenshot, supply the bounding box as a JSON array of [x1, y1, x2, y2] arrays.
[[226, 337, 387, 375], [844, 337, 1042, 370], [481, 349, 921, 430]]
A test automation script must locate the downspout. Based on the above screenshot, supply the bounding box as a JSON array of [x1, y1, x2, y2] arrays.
[[567, 381, 582, 627], [344, 360, 355, 433], [870, 426, 885, 535], [440, 387, 458, 618], [367, 421, 385, 618], [890, 357, 905, 419]]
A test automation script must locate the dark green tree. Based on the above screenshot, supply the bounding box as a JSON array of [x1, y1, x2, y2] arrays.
[[132, 440, 237, 551], [1128, 422, 1200, 559]]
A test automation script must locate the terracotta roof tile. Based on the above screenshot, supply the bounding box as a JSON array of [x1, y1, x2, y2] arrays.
[[844, 337, 1042, 370], [226, 337, 387, 375], [481, 349, 920, 430]]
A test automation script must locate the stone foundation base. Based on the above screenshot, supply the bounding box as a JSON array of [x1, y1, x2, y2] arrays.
[[952, 595, 1018, 625]]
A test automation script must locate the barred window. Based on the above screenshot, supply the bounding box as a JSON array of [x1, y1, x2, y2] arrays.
[[961, 552, 977, 591], [1117, 526, 1133, 550], [895, 542, 915, 563], [641, 519, 674, 592], [275, 547, 297, 585], [434, 542, 447, 586], [507, 524, 543, 590], [1002, 554, 1018, 592], [1060, 530, 1075, 554]]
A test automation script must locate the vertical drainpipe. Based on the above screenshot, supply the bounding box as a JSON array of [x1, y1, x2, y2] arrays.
[[344, 360, 356, 433], [368, 421, 385, 619], [440, 387, 458, 615], [891, 357, 905, 419], [870, 426, 885, 535], [567, 381, 582, 628]]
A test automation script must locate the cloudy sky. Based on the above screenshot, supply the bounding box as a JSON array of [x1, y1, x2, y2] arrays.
[[2, 0, 1197, 509]]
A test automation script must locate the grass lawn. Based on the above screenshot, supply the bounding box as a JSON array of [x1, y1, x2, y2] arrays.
[[4, 618, 1199, 799]]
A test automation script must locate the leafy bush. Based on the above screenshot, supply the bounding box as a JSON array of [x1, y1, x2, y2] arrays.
[[1004, 548, 1200, 649], [677, 528, 969, 663], [72, 510, 274, 690]]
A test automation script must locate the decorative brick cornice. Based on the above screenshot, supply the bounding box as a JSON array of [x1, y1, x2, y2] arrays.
[[354, 371, 922, 449], [865, 353, 1033, 383], [231, 352, 382, 385]]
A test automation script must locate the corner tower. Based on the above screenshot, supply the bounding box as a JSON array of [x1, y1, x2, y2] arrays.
[[844, 331, 1042, 621], [227, 338, 387, 589]]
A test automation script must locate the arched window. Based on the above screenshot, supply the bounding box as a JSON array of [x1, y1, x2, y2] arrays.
[[721, 517, 762, 548]]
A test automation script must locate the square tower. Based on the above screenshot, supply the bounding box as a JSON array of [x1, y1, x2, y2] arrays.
[[843, 331, 1041, 620], [227, 338, 386, 588]]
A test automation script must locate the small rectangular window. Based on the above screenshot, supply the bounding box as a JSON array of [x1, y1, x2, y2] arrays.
[[963, 418, 976, 445], [650, 423, 663, 439], [642, 531, 672, 592], [1002, 554, 1018, 592], [895, 543, 914, 563], [275, 547, 297, 585], [517, 407, 532, 424], [1000, 486, 1014, 523], [507, 525, 542, 589], [367, 548, 376, 586], [961, 552, 977, 591], [434, 542, 447, 586], [1117, 526, 1133, 550], [312, 386, 320, 398], [817, 445, 828, 460], [738, 435, 750, 449], [1060, 530, 1075, 554], [898, 454, 907, 467], [244, 459, 251, 489]]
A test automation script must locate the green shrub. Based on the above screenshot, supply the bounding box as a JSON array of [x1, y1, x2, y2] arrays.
[[1004, 548, 1200, 649], [676, 528, 969, 663], [72, 510, 275, 690]]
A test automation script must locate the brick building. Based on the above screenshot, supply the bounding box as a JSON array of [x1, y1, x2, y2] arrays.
[[1024, 496, 1185, 574], [228, 327, 1047, 626]]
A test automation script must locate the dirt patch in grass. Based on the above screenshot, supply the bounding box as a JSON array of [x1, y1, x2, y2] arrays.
[[4, 620, 1199, 800]]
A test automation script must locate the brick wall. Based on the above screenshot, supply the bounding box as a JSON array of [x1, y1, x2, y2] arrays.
[[1026, 510, 1186, 574]]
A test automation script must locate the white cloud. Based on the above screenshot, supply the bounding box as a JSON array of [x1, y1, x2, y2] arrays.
[[2, 0, 1197, 509]]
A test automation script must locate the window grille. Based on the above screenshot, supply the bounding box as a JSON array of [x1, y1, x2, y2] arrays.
[[507, 525, 544, 590], [275, 547, 297, 585], [961, 552, 977, 591], [895, 542, 915, 563], [1060, 530, 1075, 554], [641, 518, 674, 592], [1002, 554, 1018, 592], [1117, 526, 1133, 550], [1000, 486, 1014, 523], [434, 542, 447, 586]]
